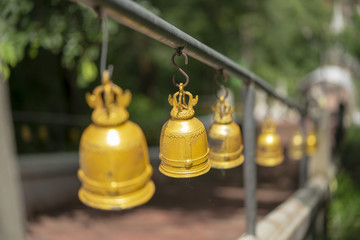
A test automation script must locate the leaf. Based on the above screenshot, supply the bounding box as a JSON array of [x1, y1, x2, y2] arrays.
[[0, 42, 18, 67], [81, 60, 97, 84]]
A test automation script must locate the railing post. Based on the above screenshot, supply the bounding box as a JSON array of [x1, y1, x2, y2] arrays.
[[309, 110, 335, 180], [299, 114, 308, 188], [242, 82, 257, 236], [0, 77, 26, 240]]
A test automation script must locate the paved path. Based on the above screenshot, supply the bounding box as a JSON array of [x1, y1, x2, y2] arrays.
[[27, 159, 298, 240]]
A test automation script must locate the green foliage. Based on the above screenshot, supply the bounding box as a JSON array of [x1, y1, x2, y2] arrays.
[[128, 94, 168, 144], [328, 127, 360, 239], [337, 127, 360, 183], [79, 60, 98, 87], [4, 0, 351, 148], [337, 11, 360, 61], [336, 6, 360, 107], [109, 0, 332, 98], [0, 0, 102, 85], [239, 0, 331, 93], [329, 172, 360, 240], [1, 0, 334, 95]]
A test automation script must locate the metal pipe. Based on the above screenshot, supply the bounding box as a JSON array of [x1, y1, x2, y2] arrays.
[[74, 0, 305, 114], [243, 83, 257, 235], [299, 115, 308, 187]]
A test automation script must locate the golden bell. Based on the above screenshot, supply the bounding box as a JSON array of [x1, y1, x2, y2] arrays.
[[306, 129, 318, 156], [288, 129, 304, 160], [78, 70, 155, 210], [256, 118, 284, 167], [159, 83, 210, 178], [208, 96, 244, 169]]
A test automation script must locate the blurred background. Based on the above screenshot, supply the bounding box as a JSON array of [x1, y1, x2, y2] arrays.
[[1, 0, 360, 239]]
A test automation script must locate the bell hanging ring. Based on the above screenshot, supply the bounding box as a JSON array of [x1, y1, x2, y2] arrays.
[[256, 117, 284, 167], [159, 83, 211, 178], [208, 96, 244, 169], [288, 129, 304, 160], [78, 70, 155, 210], [306, 129, 318, 156]]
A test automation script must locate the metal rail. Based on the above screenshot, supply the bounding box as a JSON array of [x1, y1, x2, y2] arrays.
[[75, 0, 305, 114], [73, 0, 310, 237]]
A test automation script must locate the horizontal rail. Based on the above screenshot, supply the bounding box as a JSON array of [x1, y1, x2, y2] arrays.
[[75, 0, 305, 114]]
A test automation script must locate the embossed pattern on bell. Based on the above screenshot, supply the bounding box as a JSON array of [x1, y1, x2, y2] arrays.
[[159, 83, 210, 178]]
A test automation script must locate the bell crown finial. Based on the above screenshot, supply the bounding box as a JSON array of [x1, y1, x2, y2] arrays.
[[262, 117, 276, 133], [86, 70, 132, 126], [168, 83, 198, 120], [212, 96, 233, 124]]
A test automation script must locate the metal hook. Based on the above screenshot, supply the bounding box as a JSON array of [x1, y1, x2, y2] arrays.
[[214, 69, 228, 100], [100, 11, 109, 76], [171, 50, 189, 87]]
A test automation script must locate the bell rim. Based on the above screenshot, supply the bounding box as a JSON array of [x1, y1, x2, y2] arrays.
[[287, 148, 305, 160], [209, 145, 243, 160], [256, 150, 284, 158], [255, 156, 284, 167], [78, 180, 155, 210], [78, 165, 153, 194], [210, 153, 244, 169], [306, 148, 317, 156], [159, 160, 211, 178], [159, 148, 209, 168], [287, 150, 303, 160]]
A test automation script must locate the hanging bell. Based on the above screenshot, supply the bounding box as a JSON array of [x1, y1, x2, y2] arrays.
[[288, 129, 304, 160], [159, 83, 210, 178], [78, 70, 155, 210], [306, 129, 318, 156], [208, 96, 244, 169], [256, 118, 284, 167]]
